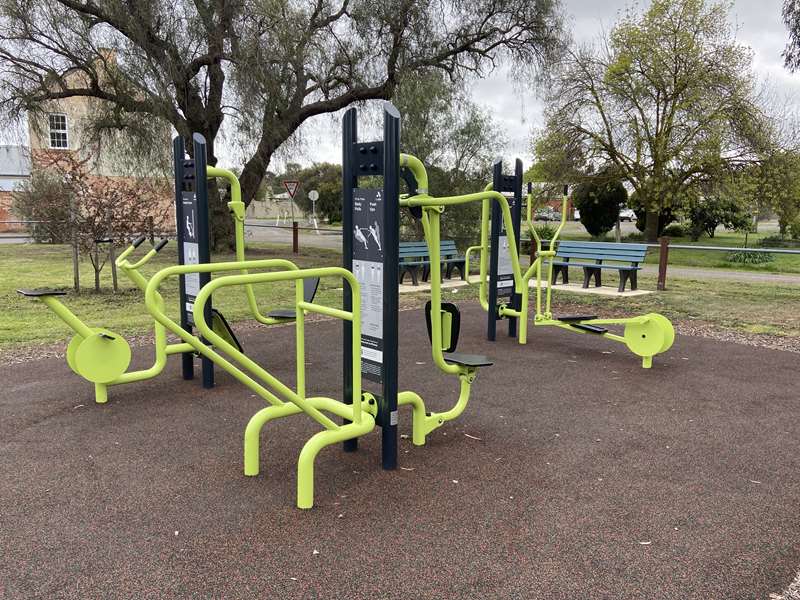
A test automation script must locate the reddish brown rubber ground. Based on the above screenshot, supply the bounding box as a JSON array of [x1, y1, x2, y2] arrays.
[[1, 303, 798, 599]]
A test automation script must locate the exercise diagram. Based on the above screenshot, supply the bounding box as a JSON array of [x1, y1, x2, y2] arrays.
[[354, 221, 382, 251]]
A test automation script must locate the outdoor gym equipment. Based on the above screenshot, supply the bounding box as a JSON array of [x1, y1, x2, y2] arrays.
[[19, 134, 310, 404], [464, 177, 675, 368]]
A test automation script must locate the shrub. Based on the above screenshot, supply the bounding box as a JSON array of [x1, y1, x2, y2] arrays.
[[726, 250, 774, 264], [686, 195, 751, 241], [789, 218, 800, 241], [12, 167, 74, 243], [661, 223, 686, 238], [623, 231, 645, 242], [759, 234, 788, 247], [529, 222, 557, 242], [573, 176, 627, 238]]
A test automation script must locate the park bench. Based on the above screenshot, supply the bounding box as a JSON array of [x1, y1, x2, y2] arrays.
[[550, 241, 648, 292], [399, 240, 466, 286]]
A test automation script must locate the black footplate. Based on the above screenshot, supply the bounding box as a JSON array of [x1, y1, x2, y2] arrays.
[[17, 288, 67, 297], [556, 315, 598, 322], [443, 352, 494, 368], [570, 323, 607, 334]]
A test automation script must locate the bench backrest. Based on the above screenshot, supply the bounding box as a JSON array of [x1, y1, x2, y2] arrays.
[[555, 241, 648, 264], [399, 240, 462, 260], [399, 241, 430, 260], [439, 240, 461, 258]]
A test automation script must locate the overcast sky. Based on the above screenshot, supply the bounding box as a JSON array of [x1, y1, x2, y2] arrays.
[[261, 0, 800, 172]]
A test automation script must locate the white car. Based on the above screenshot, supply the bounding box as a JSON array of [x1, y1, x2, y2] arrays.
[[619, 208, 637, 222]]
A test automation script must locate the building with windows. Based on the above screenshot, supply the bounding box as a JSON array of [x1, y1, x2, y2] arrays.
[[1, 62, 175, 235], [0, 146, 31, 232]]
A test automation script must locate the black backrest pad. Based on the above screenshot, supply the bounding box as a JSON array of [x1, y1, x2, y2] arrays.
[[424, 301, 461, 353], [303, 277, 320, 303]]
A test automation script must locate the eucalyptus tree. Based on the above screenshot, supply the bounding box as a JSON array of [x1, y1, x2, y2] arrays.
[[0, 0, 564, 247], [537, 0, 768, 241]]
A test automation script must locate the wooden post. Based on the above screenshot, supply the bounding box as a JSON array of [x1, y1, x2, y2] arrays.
[[292, 220, 299, 254], [147, 215, 155, 244], [109, 242, 118, 293], [657, 236, 670, 291], [70, 198, 80, 293]]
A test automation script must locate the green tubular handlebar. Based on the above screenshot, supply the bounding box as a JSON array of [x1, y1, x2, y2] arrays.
[[205, 166, 285, 326], [144, 260, 365, 428]]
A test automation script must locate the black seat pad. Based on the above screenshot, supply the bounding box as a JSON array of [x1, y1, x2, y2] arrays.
[[17, 288, 67, 297], [267, 309, 296, 320], [443, 352, 493, 368]]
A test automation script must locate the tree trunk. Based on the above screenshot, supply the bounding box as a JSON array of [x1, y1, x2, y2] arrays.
[[207, 180, 235, 252], [93, 245, 101, 292], [644, 209, 660, 242]]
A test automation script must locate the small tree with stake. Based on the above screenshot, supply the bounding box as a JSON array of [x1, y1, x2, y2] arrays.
[[19, 151, 170, 292]]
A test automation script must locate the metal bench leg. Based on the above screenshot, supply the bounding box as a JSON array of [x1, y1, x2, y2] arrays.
[[631, 270, 638, 291], [410, 266, 419, 286], [582, 267, 592, 288], [422, 264, 430, 282], [593, 268, 601, 287], [618, 271, 629, 293]]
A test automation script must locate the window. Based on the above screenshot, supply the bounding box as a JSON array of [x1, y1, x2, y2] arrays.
[[48, 113, 68, 149]]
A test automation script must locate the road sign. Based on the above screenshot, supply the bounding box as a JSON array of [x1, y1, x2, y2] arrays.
[[283, 180, 300, 198], [308, 190, 319, 201]]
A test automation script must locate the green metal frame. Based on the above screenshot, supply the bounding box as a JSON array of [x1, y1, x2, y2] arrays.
[[464, 183, 675, 368], [21, 167, 297, 405], [142, 259, 374, 508]]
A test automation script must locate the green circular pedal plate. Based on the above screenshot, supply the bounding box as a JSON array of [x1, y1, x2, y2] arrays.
[[648, 313, 675, 353], [74, 330, 131, 384], [623, 314, 667, 358], [66, 333, 85, 375]]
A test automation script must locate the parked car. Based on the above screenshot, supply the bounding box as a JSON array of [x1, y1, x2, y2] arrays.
[[619, 208, 637, 222], [535, 207, 560, 221]]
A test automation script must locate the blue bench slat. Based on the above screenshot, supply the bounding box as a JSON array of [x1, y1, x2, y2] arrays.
[[557, 241, 647, 250], [551, 261, 641, 270]]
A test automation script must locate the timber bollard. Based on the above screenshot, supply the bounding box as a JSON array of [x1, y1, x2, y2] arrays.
[[292, 221, 299, 254]]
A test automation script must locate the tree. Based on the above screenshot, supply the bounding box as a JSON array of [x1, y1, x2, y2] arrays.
[[279, 162, 342, 223], [392, 71, 505, 247], [0, 0, 564, 248], [572, 174, 627, 238], [685, 191, 751, 241], [12, 167, 74, 243], [750, 150, 800, 233], [538, 0, 768, 241], [14, 151, 170, 292], [783, 0, 800, 70]]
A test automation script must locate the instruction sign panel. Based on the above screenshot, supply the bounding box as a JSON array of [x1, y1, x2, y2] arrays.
[[352, 188, 385, 383], [496, 193, 516, 298], [181, 191, 201, 323]]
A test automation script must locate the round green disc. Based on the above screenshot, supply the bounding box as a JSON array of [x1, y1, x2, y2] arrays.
[[623, 315, 667, 358], [66, 333, 85, 375], [74, 331, 131, 384], [648, 313, 675, 353]]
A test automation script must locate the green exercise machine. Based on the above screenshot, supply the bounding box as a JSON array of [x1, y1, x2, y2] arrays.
[[465, 173, 674, 368], [18, 134, 311, 404]]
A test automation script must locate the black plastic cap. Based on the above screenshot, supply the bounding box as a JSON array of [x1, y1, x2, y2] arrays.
[[154, 239, 169, 252], [132, 236, 146, 248]]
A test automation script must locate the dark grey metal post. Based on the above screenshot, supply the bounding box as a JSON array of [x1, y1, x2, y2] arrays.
[[342, 108, 358, 453]]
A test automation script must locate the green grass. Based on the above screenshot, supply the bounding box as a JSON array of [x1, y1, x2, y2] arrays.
[[0, 242, 341, 350], [448, 273, 800, 338], [1, 242, 797, 355], [524, 223, 800, 274]]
